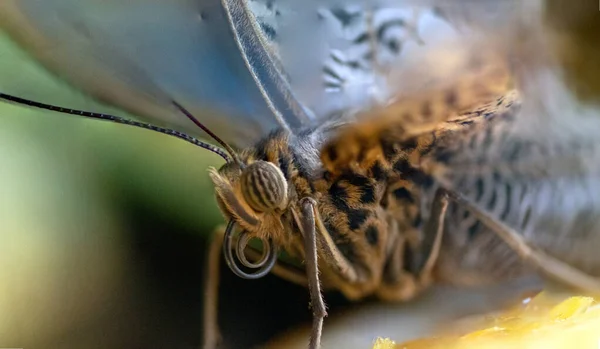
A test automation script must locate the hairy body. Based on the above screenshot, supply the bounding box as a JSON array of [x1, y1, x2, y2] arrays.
[[210, 82, 523, 308]]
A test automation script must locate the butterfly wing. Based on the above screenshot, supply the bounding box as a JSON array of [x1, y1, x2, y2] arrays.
[[428, 71, 600, 284], [0, 0, 297, 148], [0, 0, 476, 149], [419, 3, 600, 282]]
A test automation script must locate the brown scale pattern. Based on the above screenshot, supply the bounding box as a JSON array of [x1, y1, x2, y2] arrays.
[[212, 68, 519, 302]]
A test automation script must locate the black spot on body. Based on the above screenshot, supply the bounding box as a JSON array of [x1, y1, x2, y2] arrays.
[[392, 158, 410, 174], [414, 172, 434, 189], [393, 159, 434, 189], [393, 187, 414, 203], [329, 181, 349, 211], [325, 144, 338, 162], [399, 138, 417, 151], [380, 138, 397, 161], [365, 225, 379, 246], [338, 173, 376, 204], [370, 162, 387, 182], [360, 185, 376, 204], [341, 173, 369, 188], [348, 209, 369, 230]]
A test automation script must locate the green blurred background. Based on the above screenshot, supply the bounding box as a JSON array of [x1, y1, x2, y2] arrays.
[[0, 29, 327, 349]]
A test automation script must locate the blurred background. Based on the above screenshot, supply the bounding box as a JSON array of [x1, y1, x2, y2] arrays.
[[1, 1, 599, 349], [0, 27, 328, 348]]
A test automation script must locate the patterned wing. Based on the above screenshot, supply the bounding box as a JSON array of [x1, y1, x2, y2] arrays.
[[321, 2, 600, 285], [426, 76, 600, 285]]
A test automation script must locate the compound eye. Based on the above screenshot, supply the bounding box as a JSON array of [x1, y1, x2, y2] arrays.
[[241, 161, 288, 212]]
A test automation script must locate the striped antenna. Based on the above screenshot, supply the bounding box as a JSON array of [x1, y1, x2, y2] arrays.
[[0, 93, 239, 164]]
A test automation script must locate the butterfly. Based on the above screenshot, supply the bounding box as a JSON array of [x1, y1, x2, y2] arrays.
[[2, 1, 600, 349]]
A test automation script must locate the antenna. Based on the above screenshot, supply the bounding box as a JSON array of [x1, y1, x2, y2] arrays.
[[0, 93, 237, 164], [172, 101, 244, 168]]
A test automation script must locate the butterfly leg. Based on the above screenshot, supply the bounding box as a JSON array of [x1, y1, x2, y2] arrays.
[[298, 197, 327, 349], [376, 188, 448, 300], [203, 226, 225, 349], [445, 188, 600, 292]]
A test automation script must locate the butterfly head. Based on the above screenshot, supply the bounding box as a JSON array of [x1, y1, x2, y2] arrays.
[[208, 135, 299, 279], [209, 156, 292, 240]]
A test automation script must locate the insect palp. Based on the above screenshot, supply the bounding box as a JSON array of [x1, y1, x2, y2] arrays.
[[222, 219, 278, 279], [0, 93, 233, 163], [235, 231, 269, 269]]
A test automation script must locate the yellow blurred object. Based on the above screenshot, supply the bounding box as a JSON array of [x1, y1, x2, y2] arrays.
[[374, 292, 600, 349], [372, 338, 396, 349]]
